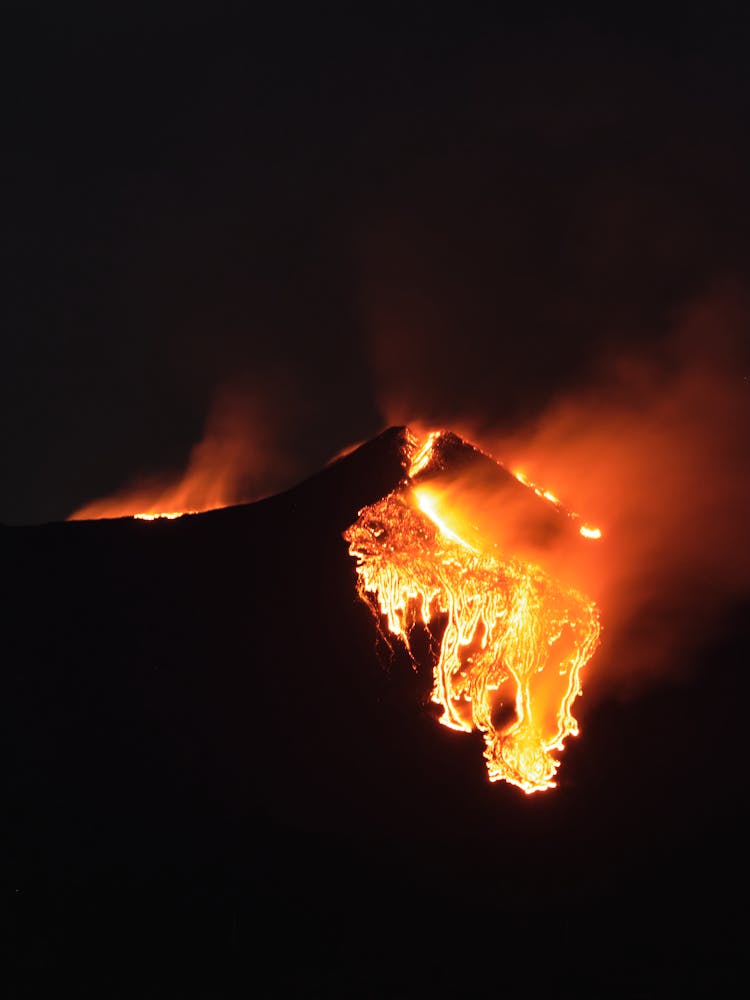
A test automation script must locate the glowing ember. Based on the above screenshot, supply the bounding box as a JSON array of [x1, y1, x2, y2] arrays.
[[579, 525, 602, 540], [344, 430, 602, 793], [133, 511, 195, 521]]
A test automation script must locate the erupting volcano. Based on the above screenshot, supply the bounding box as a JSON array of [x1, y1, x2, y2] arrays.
[[5, 420, 745, 994], [345, 429, 602, 793], [63, 421, 603, 792]]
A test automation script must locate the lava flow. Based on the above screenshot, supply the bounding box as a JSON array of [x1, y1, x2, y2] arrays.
[[344, 429, 602, 793], [133, 511, 195, 521]]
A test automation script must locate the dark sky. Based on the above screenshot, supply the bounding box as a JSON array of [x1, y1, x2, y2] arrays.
[[3, 3, 750, 524]]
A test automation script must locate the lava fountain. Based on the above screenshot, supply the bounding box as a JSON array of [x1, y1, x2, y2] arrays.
[[344, 429, 602, 793]]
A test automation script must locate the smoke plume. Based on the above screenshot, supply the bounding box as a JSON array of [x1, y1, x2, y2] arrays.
[[375, 290, 750, 697], [70, 375, 301, 521]]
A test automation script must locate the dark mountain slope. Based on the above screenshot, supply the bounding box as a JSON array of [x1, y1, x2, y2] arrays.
[[2, 427, 746, 995]]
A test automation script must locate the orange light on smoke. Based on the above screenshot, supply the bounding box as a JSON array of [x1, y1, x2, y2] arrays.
[[133, 511, 195, 521], [515, 469, 602, 542], [67, 390, 283, 523]]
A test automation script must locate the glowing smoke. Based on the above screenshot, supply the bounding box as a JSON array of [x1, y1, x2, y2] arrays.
[[70, 379, 300, 521], [372, 290, 750, 697]]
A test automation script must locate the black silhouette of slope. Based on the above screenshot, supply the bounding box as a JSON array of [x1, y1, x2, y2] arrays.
[[2, 427, 747, 995]]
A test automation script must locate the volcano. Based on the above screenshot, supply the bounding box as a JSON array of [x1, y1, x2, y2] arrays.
[[3, 427, 746, 995]]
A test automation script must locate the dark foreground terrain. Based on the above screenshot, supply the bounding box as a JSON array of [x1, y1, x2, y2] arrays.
[[2, 428, 746, 996]]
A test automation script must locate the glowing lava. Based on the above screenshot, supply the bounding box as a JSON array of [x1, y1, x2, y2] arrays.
[[344, 430, 602, 793], [579, 525, 602, 540], [513, 469, 603, 541], [133, 511, 195, 521]]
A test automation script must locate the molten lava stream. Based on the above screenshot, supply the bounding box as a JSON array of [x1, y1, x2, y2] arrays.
[[344, 430, 601, 794]]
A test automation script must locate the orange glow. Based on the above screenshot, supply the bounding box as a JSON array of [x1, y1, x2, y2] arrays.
[[408, 430, 443, 478], [69, 438, 241, 521], [412, 486, 476, 551], [370, 294, 750, 710], [512, 468, 603, 545], [133, 512, 195, 521], [479, 306, 750, 697], [344, 430, 601, 793], [579, 525, 602, 540], [68, 387, 295, 522], [72, 485, 227, 522]]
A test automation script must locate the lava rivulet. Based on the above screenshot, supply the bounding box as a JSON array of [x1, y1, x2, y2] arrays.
[[344, 430, 601, 793]]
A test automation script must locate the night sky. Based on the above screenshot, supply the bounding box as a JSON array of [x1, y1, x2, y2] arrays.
[[3, 4, 750, 524]]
